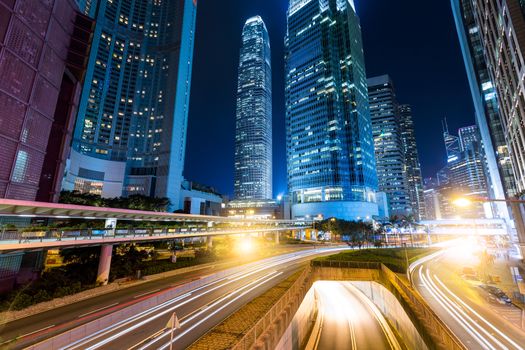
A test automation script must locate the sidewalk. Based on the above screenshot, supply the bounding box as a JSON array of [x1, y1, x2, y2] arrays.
[[484, 250, 525, 330]]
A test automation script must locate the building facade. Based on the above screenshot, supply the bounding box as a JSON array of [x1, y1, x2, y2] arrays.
[[451, 0, 525, 195], [285, 0, 378, 221], [233, 16, 272, 200], [368, 75, 412, 218], [64, 0, 197, 209], [399, 105, 426, 220], [0, 0, 92, 201], [451, 0, 517, 223]]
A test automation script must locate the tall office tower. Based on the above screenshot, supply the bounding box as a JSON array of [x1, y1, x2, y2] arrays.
[[233, 16, 272, 200], [443, 119, 461, 163], [452, 125, 490, 217], [399, 105, 426, 220], [285, 0, 378, 221], [64, 0, 197, 209], [451, 0, 525, 195], [451, 0, 516, 223], [368, 75, 411, 218], [0, 0, 93, 202]]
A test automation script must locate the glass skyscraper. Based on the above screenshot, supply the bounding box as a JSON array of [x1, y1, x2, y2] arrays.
[[285, 0, 378, 220], [234, 16, 272, 200], [368, 75, 412, 218], [451, 0, 516, 220], [399, 105, 426, 220], [63, 0, 197, 209]]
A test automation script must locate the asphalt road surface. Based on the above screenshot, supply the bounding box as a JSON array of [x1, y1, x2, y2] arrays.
[[307, 281, 402, 350], [411, 240, 525, 350], [1, 247, 348, 350]]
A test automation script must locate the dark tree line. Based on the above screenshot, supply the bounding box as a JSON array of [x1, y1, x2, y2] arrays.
[[59, 191, 171, 212]]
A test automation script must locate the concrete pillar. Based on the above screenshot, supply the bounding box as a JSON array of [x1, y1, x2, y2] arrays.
[[206, 236, 213, 249], [96, 244, 113, 285], [275, 231, 280, 244]]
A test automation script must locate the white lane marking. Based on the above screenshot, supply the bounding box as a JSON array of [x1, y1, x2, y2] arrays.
[[133, 289, 161, 299], [18, 324, 56, 339], [433, 276, 524, 350], [419, 266, 496, 350], [77, 303, 119, 318], [158, 271, 284, 350]]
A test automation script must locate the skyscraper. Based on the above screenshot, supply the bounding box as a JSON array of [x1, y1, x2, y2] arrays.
[[0, 0, 92, 202], [368, 75, 411, 218], [234, 16, 272, 200], [451, 0, 517, 224], [285, 0, 378, 221], [399, 105, 426, 220], [451, 0, 523, 197], [63, 0, 197, 209]]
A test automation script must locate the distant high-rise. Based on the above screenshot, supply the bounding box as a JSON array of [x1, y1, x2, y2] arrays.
[[431, 125, 490, 219], [451, 0, 523, 197], [233, 16, 272, 200], [285, 0, 378, 221], [64, 0, 197, 209], [0, 0, 92, 201], [368, 75, 411, 218], [399, 105, 426, 220]]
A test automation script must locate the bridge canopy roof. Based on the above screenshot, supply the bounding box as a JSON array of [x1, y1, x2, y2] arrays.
[[0, 199, 303, 225]]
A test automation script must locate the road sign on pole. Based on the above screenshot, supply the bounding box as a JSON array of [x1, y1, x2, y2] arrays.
[[166, 312, 180, 350]]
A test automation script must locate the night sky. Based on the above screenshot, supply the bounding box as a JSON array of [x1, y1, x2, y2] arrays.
[[185, 0, 475, 197]]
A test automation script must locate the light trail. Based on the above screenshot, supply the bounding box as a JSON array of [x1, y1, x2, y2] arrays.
[[86, 271, 281, 350], [54, 247, 348, 350], [418, 265, 523, 350], [418, 266, 496, 350], [156, 271, 284, 350], [309, 281, 398, 350]]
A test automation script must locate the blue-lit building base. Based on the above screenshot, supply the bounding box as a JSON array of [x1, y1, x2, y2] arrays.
[[292, 201, 379, 221]]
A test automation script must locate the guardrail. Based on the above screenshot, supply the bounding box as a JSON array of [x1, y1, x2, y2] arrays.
[[0, 226, 300, 244]]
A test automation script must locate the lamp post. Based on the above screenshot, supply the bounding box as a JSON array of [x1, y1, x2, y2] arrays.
[[454, 196, 525, 259]]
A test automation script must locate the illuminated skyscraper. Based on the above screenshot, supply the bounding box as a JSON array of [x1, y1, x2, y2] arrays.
[[234, 16, 272, 200], [368, 75, 411, 218], [451, 0, 520, 200], [399, 105, 426, 220], [64, 0, 197, 209], [285, 0, 378, 220]]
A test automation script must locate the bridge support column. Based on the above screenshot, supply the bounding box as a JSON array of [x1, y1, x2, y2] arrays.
[[275, 231, 280, 244], [96, 244, 113, 286], [206, 236, 213, 249]]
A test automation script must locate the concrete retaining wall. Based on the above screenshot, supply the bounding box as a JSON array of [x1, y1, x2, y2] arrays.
[[352, 281, 428, 350], [274, 288, 317, 350]]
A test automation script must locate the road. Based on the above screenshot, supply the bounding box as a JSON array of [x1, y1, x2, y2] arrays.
[[306, 281, 402, 350], [411, 240, 525, 350], [2, 247, 348, 350]]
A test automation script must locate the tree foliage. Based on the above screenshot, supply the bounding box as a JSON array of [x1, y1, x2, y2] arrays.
[[59, 191, 171, 212]]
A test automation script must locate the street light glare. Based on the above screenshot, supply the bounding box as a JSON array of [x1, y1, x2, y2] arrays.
[[453, 197, 472, 208]]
